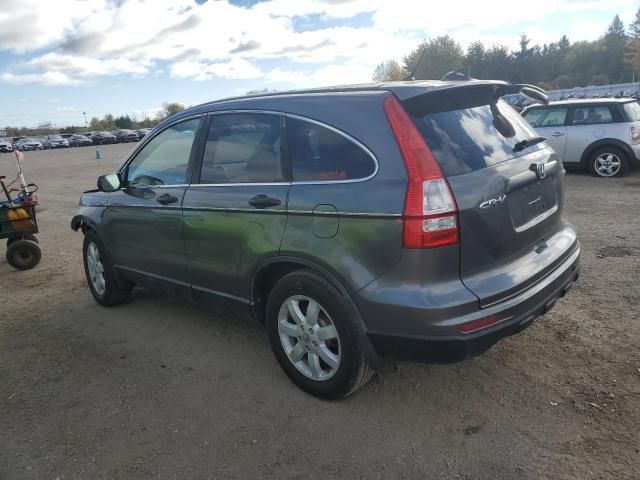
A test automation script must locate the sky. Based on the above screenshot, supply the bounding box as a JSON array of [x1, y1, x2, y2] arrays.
[[0, 0, 638, 128]]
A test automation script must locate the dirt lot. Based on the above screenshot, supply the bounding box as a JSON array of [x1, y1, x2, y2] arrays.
[[0, 144, 639, 480]]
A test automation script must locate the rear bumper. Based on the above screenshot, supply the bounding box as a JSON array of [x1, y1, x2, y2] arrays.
[[366, 244, 580, 363]]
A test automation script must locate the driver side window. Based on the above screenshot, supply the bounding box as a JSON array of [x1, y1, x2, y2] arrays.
[[126, 118, 200, 186]]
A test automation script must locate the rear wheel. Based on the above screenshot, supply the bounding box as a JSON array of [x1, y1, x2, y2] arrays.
[[266, 270, 374, 399], [588, 147, 629, 178], [6, 239, 41, 270], [83, 230, 131, 306]]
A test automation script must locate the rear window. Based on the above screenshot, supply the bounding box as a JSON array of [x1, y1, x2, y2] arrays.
[[622, 101, 640, 121], [409, 99, 539, 177]]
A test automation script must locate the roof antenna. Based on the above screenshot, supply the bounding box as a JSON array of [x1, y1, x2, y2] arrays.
[[402, 47, 426, 81]]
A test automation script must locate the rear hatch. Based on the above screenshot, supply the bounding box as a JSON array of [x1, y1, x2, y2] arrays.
[[402, 84, 577, 307]]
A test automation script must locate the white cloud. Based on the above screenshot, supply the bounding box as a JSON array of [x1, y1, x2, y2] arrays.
[[0, 0, 637, 89], [0, 71, 81, 86], [56, 106, 76, 112], [48, 98, 61, 103], [170, 58, 263, 81]]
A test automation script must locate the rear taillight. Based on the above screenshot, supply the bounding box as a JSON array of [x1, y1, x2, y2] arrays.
[[383, 95, 458, 249], [630, 126, 640, 143]]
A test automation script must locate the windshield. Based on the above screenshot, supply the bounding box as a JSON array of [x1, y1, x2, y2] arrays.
[[408, 98, 540, 177], [50, 135, 63, 140]]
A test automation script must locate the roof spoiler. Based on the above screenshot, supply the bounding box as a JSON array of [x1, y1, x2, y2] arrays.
[[439, 68, 549, 105], [495, 83, 549, 105]]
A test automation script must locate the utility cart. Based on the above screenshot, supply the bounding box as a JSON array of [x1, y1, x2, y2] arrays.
[[0, 151, 41, 270]]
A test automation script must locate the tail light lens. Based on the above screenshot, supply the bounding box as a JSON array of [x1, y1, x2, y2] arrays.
[[383, 95, 459, 249], [630, 126, 640, 143]]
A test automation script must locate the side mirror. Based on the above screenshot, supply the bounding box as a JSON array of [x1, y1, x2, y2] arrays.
[[97, 173, 121, 192]]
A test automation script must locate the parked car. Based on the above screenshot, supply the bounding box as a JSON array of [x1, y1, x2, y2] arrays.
[[135, 128, 151, 139], [90, 131, 117, 145], [60, 133, 74, 140], [68, 134, 94, 147], [72, 80, 580, 398], [522, 98, 640, 177], [16, 137, 43, 151], [0, 138, 13, 153], [41, 134, 69, 149], [111, 129, 139, 143]]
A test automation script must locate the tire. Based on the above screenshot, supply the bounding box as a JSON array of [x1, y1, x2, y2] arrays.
[[588, 146, 630, 178], [6, 239, 41, 270], [266, 270, 374, 399], [83, 230, 131, 306], [7, 233, 38, 248]]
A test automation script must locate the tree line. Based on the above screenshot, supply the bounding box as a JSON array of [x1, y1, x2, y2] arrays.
[[3, 102, 186, 137], [374, 10, 640, 90]]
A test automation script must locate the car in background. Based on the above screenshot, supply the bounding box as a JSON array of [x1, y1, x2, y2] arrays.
[[41, 135, 70, 149], [522, 98, 640, 177], [0, 138, 13, 153], [72, 80, 580, 399], [135, 128, 151, 139], [112, 129, 139, 143], [60, 133, 74, 140], [16, 137, 43, 151], [90, 131, 117, 145], [68, 134, 94, 147]]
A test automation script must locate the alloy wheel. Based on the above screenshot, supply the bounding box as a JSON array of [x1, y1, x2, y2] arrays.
[[277, 295, 341, 381]]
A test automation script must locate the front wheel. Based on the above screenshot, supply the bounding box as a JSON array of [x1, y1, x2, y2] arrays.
[[588, 147, 630, 178], [83, 230, 131, 306], [266, 270, 374, 399]]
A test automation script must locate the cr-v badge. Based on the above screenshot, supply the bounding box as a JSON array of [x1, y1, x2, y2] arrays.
[[479, 194, 507, 209]]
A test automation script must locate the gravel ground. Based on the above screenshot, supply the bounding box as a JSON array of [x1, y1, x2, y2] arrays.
[[0, 144, 639, 480]]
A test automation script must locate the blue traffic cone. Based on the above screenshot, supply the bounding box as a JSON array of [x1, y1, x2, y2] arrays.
[[95, 147, 101, 160]]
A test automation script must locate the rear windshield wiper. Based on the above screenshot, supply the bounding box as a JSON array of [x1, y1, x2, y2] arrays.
[[513, 136, 546, 153]]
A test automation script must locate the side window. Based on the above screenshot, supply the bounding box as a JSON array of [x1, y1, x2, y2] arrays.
[[287, 117, 376, 181], [200, 113, 284, 184], [524, 108, 567, 128], [570, 106, 614, 126], [126, 118, 200, 186]]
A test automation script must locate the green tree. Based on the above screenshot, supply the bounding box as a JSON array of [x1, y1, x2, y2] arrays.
[[603, 15, 628, 83], [162, 102, 186, 118], [372, 60, 406, 81], [465, 41, 487, 78], [114, 114, 133, 129], [403, 36, 464, 80], [626, 8, 640, 75]]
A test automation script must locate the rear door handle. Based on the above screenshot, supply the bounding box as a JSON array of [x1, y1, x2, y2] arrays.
[[156, 193, 178, 205], [248, 194, 281, 209], [551, 132, 565, 137]]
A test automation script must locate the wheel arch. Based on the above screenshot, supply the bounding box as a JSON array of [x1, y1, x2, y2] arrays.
[[251, 256, 382, 367], [579, 138, 634, 167], [251, 256, 355, 324]]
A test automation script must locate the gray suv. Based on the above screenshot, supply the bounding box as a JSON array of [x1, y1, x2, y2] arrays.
[[523, 98, 640, 177], [72, 81, 581, 398]]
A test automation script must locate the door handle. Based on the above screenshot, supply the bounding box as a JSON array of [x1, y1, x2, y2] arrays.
[[156, 193, 178, 205], [551, 132, 565, 137], [248, 194, 281, 209]]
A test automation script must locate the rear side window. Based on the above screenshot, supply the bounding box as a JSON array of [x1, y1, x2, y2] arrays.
[[287, 117, 376, 182], [200, 113, 284, 184], [622, 102, 640, 121], [410, 99, 539, 177], [570, 106, 613, 125], [523, 107, 568, 128]]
